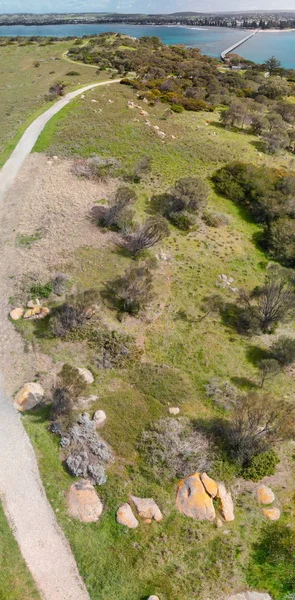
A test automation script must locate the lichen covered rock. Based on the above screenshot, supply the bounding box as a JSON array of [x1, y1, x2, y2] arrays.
[[201, 472, 218, 498], [130, 496, 163, 522], [263, 507, 280, 521], [67, 480, 103, 522], [10, 307, 24, 320], [217, 482, 235, 522], [176, 472, 216, 521], [116, 503, 138, 529], [257, 485, 275, 505], [14, 382, 44, 411]]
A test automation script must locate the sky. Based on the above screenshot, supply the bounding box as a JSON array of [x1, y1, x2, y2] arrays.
[[0, 0, 295, 14]]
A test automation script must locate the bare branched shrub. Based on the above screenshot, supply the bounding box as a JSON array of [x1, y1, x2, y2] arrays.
[[131, 155, 152, 182], [237, 275, 295, 333], [120, 216, 169, 256], [50, 364, 87, 434], [220, 393, 295, 467], [91, 186, 136, 231], [139, 417, 212, 480]]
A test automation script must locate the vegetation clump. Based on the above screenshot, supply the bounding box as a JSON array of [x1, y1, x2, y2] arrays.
[[236, 274, 295, 333], [120, 216, 169, 255], [270, 335, 295, 365], [92, 186, 136, 231], [139, 417, 212, 480], [104, 261, 155, 314]]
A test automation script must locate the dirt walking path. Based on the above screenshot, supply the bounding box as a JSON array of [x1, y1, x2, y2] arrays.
[[0, 80, 121, 599]]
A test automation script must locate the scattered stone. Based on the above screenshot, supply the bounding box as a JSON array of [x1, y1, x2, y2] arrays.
[[53, 156, 58, 160], [10, 307, 24, 320], [14, 382, 44, 411], [176, 472, 216, 521], [78, 395, 99, 409], [108, 99, 114, 103], [169, 407, 180, 415], [153, 125, 160, 131], [201, 473, 218, 498], [67, 480, 103, 522], [130, 496, 163, 522], [91, 99, 97, 103], [116, 503, 138, 529], [216, 518, 223, 528], [171, 135, 176, 139], [263, 507, 280, 521], [147, 596, 160, 600], [27, 299, 40, 308], [77, 368, 94, 385], [156, 131, 166, 139], [23, 306, 50, 319], [257, 485, 275, 505], [93, 410, 107, 428], [140, 110, 149, 116], [217, 482, 235, 522], [82, 304, 99, 319]]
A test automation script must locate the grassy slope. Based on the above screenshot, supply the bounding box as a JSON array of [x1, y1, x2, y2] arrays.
[[0, 501, 40, 600], [19, 83, 295, 599], [0, 40, 111, 166]]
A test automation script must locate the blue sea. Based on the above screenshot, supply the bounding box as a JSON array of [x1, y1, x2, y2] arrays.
[[0, 23, 295, 68]]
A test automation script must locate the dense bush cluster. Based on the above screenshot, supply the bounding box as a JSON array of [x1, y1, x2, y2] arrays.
[[213, 162, 295, 265]]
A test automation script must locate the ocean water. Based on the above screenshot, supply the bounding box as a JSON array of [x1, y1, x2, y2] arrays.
[[0, 23, 294, 68]]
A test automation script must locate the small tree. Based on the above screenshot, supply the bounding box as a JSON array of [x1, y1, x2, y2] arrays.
[[169, 177, 209, 214], [258, 358, 281, 387], [222, 393, 294, 466], [238, 275, 295, 333], [105, 262, 154, 314], [271, 335, 295, 365], [121, 216, 169, 256], [264, 56, 281, 75]]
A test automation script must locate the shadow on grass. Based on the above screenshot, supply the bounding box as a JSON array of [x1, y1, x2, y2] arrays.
[[246, 344, 269, 365], [250, 139, 266, 153], [231, 376, 259, 390]]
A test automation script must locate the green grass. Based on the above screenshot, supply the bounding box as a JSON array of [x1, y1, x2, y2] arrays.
[[18, 82, 295, 599], [0, 40, 112, 165], [0, 501, 40, 600]]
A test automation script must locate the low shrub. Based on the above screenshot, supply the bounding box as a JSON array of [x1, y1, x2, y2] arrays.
[[139, 417, 212, 480], [242, 449, 279, 481], [66, 70, 80, 76], [171, 104, 184, 113], [202, 211, 229, 228], [270, 335, 295, 365], [29, 282, 53, 299], [205, 377, 239, 410]]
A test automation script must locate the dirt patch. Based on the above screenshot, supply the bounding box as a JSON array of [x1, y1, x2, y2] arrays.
[[0, 153, 117, 395]]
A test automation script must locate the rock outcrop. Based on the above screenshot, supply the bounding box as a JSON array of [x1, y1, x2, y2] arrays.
[[257, 485, 275, 505], [14, 382, 44, 411], [217, 482, 235, 522], [147, 596, 160, 600], [67, 480, 103, 522], [23, 306, 50, 319], [130, 496, 163, 522], [116, 503, 139, 529], [78, 368, 94, 385], [10, 307, 24, 320], [263, 507, 280, 521], [93, 410, 107, 428], [176, 472, 216, 521]]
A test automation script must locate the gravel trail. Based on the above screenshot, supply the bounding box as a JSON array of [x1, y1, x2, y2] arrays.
[[0, 80, 120, 599]]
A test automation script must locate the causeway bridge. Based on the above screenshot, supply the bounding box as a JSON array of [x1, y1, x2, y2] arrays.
[[221, 29, 259, 62]]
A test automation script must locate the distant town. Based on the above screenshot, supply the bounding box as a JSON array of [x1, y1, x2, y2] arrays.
[[1, 11, 295, 30]]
